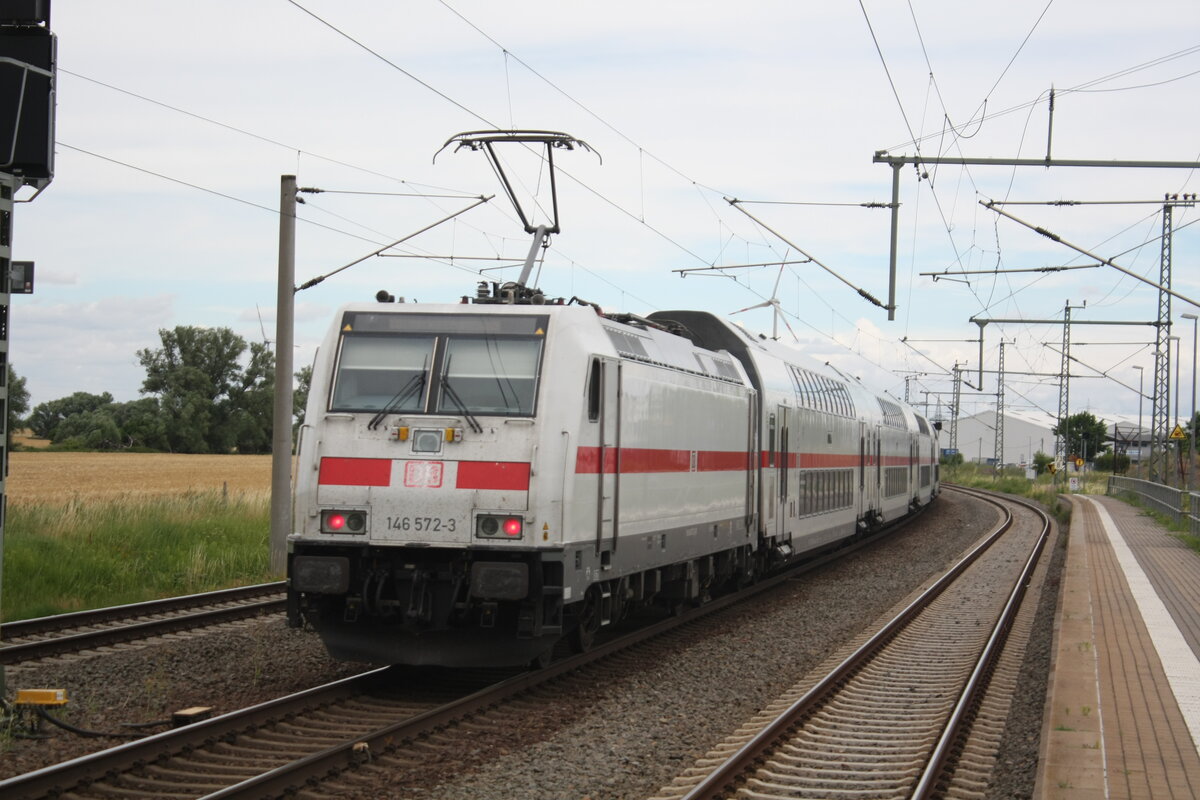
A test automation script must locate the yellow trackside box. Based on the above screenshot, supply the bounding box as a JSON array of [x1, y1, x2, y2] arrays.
[[15, 688, 68, 706]]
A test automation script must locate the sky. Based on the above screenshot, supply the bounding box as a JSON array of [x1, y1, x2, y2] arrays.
[[9, 1, 1200, 446]]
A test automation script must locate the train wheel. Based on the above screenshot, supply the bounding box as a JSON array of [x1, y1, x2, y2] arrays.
[[570, 586, 601, 653]]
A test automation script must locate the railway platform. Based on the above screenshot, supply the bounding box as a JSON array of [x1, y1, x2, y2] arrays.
[[1037, 493, 1200, 799]]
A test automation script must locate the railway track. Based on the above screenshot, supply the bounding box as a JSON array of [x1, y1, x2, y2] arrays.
[[0, 582, 286, 664], [1, 508, 937, 800], [650, 485, 1052, 800]]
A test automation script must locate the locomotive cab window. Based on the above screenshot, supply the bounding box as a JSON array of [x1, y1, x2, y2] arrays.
[[329, 311, 548, 418], [436, 337, 542, 416], [330, 335, 434, 412]]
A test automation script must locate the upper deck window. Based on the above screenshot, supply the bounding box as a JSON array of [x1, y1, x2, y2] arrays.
[[329, 312, 548, 418], [788, 364, 855, 418]]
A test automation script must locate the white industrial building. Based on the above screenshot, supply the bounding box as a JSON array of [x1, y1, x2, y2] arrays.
[[940, 410, 1056, 467]]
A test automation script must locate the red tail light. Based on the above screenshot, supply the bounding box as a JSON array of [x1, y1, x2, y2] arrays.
[[321, 510, 366, 534], [476, 515, 524, 539]]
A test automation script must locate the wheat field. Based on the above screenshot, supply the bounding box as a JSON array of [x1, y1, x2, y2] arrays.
[[6, 451, 273, 506]]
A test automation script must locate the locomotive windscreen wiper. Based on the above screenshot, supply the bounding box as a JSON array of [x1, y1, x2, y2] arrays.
[[367, 365, 427, 430], [439, 355, 484, 434]]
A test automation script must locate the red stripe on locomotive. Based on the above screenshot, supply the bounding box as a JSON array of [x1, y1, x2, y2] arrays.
[[455, 461, 532, 491], [318, 457, 392, 486]]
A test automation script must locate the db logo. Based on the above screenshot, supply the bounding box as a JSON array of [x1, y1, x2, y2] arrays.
[[403, 461, 444, 488]]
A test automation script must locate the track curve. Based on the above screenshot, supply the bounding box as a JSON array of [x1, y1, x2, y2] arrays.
[[651, 485, 1052, 800]]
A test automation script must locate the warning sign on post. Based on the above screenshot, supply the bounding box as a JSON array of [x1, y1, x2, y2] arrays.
[[1170, 424, 1187, 440]]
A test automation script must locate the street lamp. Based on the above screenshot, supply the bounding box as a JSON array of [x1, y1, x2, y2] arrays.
[[1183, 313, 1198, 490], [1171, 335, 1181, 487], [1133, 365, 1144, 479], [1172, 335, 1182, 425]]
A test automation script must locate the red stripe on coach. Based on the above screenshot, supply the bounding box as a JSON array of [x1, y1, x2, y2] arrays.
[[696, 451, 754, 471], [455, 461, 531, 491], [575, 447, 750, 474], [318, 457, 392, 486], [619, 448, 691, 473]]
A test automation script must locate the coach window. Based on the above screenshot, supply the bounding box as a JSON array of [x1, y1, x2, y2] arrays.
[[768, 413, 776, 468]]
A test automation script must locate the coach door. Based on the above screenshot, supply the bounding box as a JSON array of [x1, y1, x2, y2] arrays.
[[779, 406, 791, 532], [910, 433, 918, 498], [595, 358, 621, 558], [765, 406, 789, 539], [859, 421, 880, 518]]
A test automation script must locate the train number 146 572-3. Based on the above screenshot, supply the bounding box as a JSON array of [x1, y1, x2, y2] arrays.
[[387, 516, 456, 532]]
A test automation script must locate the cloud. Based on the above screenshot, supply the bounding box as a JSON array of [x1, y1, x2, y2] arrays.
[[11, 294, 176, 405]]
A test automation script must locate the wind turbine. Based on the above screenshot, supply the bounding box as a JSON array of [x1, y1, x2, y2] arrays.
[[256, 304, 275, 350], [732, 264, 798, 342]]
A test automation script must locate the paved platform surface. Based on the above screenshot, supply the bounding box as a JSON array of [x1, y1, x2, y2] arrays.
[[1037, 494, 1200, 799]]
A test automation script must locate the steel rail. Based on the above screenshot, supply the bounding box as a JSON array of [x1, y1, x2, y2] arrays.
[[677, 485, 1032, 800], [2, 582, 285, 637], [911, 486, 1051, 797], [0, 666, 394, 800], [0, 583, 286, 665]]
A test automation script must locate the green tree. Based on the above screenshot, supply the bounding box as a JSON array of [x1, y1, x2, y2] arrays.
[[7, 364, 29, 434], [228, 341, 275, 455], [1185, 411, 1200, 449], [137, 326, 275, 454], [1052, 411, 1110, 462], [293, 364, 312, 431], [1033, 451, 1054, 474], [28, 391, 114, 439], [53, 407, 122, 449], [111, 397, 169, 450]]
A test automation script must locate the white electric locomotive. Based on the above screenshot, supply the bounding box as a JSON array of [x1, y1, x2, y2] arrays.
[[287, 286, 939, 667]]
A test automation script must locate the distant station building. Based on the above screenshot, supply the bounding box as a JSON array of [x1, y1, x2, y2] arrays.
[[1106, 418, 1151, 468]]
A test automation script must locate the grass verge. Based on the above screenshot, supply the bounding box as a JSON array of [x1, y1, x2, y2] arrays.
[[2, 490, 274, 622], [940, 462, 1114, 527]]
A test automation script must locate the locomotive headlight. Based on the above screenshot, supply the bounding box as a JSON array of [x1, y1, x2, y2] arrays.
[[412, 429, 443, 454], [321, 510, 367, 534]]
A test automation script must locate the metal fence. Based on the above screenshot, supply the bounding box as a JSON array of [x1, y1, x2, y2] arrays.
[[1106, 476, 1189, 525]]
